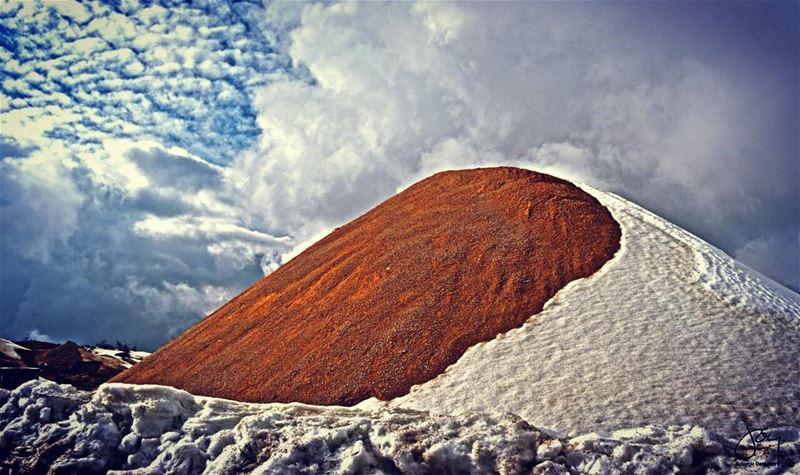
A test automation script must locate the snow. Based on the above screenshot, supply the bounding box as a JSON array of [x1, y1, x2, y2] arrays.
[[385, 185, 800, 439], [2, 181, 798, 473], [0, 338, 28, 361], [90, 348, 150, 368], [2, 379, 797, 473]]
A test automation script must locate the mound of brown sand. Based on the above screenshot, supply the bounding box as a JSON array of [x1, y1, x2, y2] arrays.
[[113, 167, 621, 405]]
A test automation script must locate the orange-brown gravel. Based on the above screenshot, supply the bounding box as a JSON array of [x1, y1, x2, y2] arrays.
[[112, 167, 621, 405]]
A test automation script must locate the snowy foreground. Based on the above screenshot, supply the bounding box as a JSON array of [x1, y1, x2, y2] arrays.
[[1, 379, 798, 474]]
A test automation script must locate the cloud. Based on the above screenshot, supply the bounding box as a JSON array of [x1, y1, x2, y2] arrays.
[[736, 232, 800, 292], [0, 145, 83, 262], [125, 143, 223, 191], [26, 329, 55, 343], [1, 138, 292, 349], [232, 1, 798, 257], [0, 0, 289, 163], [1, 0, 796, 349]]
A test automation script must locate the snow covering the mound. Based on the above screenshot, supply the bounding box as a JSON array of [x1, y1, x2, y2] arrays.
[[388, 186, 800, 438], [2, 379, 798, 474]]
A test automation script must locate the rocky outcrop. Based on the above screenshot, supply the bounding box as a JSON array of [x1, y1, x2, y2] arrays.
[[0, 339, 146, 391]]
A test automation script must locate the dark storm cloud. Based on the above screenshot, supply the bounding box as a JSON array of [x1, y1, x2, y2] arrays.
[[126, 145, 222, 191], [1, 140, 292, 349]]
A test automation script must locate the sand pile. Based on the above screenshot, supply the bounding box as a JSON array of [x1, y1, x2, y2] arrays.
[[113, 167, 621, 404]]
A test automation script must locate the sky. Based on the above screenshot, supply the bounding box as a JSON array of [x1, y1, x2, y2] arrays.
[[1, 0, 798, 350]]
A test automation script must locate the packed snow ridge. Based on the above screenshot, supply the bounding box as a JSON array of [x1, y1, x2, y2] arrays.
[[2, 379, 798, 474]]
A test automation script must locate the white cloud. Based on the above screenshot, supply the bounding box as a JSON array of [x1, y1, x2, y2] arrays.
[[26, 329, 55, 343], [1, 138, 289, 348], [132, 215, 289, 247], [1, 107, 80, 145], [68, 37, 108, 54], [87, 12, 138, 40], [46, 0, 91, 23], [96, 48, 135, 62], [137, 5, 168, 25], [114, 278, 231, 338], [123, 60, 145, 76], [229, 1, 798, 262], [0, 148, 84, 262], [2, 1, 298, 346]]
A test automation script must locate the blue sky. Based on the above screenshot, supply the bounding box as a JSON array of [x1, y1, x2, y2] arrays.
[[1, 0, 798, 349]]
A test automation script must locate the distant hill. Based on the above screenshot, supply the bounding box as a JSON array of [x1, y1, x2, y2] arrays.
[[0, 338, 149, 390]]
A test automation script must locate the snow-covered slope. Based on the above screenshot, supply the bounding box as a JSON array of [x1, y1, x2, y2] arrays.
[[388, 185, 800, 438]]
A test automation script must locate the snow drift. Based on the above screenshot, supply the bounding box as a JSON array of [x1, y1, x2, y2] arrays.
[[2, 379, 797, 474]]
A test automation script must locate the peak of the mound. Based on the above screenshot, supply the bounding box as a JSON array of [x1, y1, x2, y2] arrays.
[[113, 167, 621, 404]]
